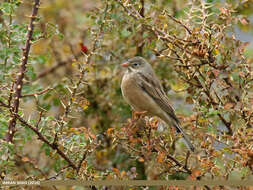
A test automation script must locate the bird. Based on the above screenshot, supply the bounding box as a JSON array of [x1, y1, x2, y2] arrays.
[[121, 56, 195, 152]]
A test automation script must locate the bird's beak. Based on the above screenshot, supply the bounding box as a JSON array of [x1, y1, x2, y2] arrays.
[[121, 62, 129, 67]]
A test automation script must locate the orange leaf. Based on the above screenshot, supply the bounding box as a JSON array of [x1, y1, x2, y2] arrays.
[[224, 102, 234, 110], [138, 157, 144, 162], [191, 169, 201, 178], [112, 168, 120, 175], [22, 157, 30, 162], [107, 128, 114, 135], [157, 152, 165, 163], [121, 170, 127, 177], [212, 69, 220, 77]]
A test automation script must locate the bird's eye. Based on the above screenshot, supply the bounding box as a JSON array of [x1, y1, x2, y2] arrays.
[[133, 63, 138, 67]]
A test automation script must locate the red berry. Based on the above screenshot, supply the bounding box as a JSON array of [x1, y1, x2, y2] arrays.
[[80, 43, 88, 54]]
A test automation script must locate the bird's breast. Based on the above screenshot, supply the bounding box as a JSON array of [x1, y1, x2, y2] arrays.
[[121, 73, 163, 116]]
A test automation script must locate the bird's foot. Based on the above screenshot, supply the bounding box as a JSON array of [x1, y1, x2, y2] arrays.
[[132, 110, 147, 120]]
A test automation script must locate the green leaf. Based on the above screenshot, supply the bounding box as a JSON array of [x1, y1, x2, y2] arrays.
[[121, 28, 131, 37]]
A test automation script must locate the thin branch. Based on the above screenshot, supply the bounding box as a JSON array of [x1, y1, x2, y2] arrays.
[[6, 0, 40, 143], [136, 0, 145, 55], [166, 154, 192, 174], [35, 52, 83, 81], [77, 151, 88, 173], [35, 111, 43, 128], [184, 151, 190, 168], [21, 87, 52, 97], [47, 166, 70, 180], [15, 113, 78, 170], [14, 152, 47, 178], [195, 73, 233, 135], [166, 154, 211, 190], [0, 100, 9, 108], [166, 12, 192, 34], [8, 82, 15, 107], [174, 62, 207, 67]]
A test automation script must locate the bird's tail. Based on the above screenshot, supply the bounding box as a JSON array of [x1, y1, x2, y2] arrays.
[[174, 123, 195, 152]]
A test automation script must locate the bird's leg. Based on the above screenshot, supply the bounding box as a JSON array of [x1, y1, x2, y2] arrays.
[[132, 110, 147, 120]]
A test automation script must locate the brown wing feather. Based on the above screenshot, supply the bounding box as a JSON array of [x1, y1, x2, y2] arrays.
[[137, 72, 180, 125]]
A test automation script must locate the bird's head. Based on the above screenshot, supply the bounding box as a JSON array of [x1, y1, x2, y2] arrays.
[[122, 57, 153, 74]]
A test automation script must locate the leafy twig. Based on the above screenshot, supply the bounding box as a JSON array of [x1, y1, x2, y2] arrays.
[[15, 113, 78, 170]]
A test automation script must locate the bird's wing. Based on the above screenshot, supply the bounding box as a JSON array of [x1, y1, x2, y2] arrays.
[[137, 72, 180, 124], [137, 72, 195, 152]]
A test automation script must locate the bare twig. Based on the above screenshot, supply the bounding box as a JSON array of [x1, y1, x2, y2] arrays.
[[35, 52, 83, 81], [47, 166, 70, 180], [77, 151, 88, 173], [35, 111, 43, 128], [0, 100, 9, 108], [166, 11, 192, 34], [21, 87, 52, 97], [184, 151, 190, 168], [7, 0, 40, 143], [136, 0, 145, 55], [166, 154, 192, 174]]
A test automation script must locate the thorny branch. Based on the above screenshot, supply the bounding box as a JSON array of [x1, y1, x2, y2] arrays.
[[114, 0, 234, 134], [6, 0, 41, 143]]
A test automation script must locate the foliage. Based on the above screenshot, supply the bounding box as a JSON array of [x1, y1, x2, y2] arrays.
[[0, 0, 252, 189]]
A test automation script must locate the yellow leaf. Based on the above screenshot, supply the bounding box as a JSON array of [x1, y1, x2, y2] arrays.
[[82, 105, 89, 110], [167, 43, 173, 49], [80, 98, 90, 110], [163, 23, 167, 30], [171, 80, 186, 91], [158, 15, 166, 20]]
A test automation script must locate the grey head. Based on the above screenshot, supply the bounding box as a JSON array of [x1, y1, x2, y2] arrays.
[[122, 57, 154, 75]]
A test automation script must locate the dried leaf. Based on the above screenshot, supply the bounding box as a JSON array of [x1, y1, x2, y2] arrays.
[[22, 157, 30, 162], [112, 168, 120, 175], [224, 102, 235, 110], [239, 17, 249, 25], [186, 96, 194, 104], [138, 157, 144, 162], [157, 152, 165, 163], [107, 128, 114, 135]]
